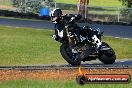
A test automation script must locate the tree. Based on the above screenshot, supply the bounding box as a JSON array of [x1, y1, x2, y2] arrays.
[[119, 0, 132, 23], [12, 0, 55, 13], [119, 0, 132, 8]]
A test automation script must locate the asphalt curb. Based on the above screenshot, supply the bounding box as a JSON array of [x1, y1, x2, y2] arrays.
[[0, 63, 132, 70]]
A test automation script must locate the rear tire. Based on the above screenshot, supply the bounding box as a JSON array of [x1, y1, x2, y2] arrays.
[[60, 44, 81, 66]]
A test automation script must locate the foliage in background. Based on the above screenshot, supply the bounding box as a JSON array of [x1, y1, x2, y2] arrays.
[[119, 0, 132, 21], [12, 0, 42, 13], [11, 0, 123, 13], [12, 0, 56, 13], [119, 0, 132, 7]]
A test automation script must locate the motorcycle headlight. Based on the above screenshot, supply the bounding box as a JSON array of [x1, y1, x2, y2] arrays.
[[96, 28, 101, 35]]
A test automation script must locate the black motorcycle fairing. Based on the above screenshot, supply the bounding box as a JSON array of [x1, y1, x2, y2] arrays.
[[78, 44, 97, 60]]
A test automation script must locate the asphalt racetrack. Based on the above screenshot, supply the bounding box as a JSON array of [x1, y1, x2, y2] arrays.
[[0, 18, 132, 39], [0, 18, 132, 68]]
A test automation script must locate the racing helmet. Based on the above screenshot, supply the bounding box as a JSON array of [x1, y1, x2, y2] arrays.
[[50, 8, 63, 22]]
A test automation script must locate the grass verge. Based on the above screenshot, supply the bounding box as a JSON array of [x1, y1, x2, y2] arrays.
[[56, 0, 122, 7], [0, 79, 131, 88], [0, 26, 131, 65], [0, 26, 64, 65], [0, 0, 122, 7], [0, 1, 12, 6]]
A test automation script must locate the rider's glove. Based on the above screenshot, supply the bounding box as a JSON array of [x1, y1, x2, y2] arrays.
[[52, 35, 59, 41]]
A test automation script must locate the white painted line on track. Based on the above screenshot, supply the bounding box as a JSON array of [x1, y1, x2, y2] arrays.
[[114, 37, 132, 40]]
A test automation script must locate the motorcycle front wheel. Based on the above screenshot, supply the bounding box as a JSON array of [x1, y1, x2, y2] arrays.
[[98, 42, 116, 64], [60, 44, 81, 66]]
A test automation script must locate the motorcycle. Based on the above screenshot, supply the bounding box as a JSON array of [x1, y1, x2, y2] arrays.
[[52, 14, 116, 66]]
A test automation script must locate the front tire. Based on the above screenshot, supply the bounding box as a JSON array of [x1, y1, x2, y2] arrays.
[[98, 42, 116, 64], [60, 44, 81, 66]]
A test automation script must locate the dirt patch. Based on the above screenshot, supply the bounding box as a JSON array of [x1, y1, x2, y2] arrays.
[[0, 70, 77, 81], [0, 69, 132, 81]]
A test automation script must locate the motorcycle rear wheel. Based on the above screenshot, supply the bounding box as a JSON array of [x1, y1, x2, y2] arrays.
[[60, 44, 81, 66]]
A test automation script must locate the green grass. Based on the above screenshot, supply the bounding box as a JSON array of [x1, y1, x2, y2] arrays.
[[56, 0, 77, 4], [0, 0, 122, 7], [0, 1, 12, 6], [0, 80, 131, 88], [0, 26, 65, 65], [102, 36, 132, 59], [0, 26, 131, 65], [56, 0, 123, 15], [56, 0, 122, 7], [89, 0, 122, 7]]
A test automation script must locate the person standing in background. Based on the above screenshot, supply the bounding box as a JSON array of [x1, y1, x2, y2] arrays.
[[77, 0, 89, 20]]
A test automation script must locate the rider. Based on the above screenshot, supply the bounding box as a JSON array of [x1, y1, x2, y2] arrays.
[[50, 8, 101, 50], [50, 8, 81, 43], [50, 8, 83, 53], [50, 8, 65, 41]]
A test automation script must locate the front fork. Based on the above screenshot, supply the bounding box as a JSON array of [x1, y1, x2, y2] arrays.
[[65, 26, 78, 53], [65, 26, 72, 43]]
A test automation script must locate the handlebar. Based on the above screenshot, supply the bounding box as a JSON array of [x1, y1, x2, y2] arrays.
[[63, 14, 82, 23]]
